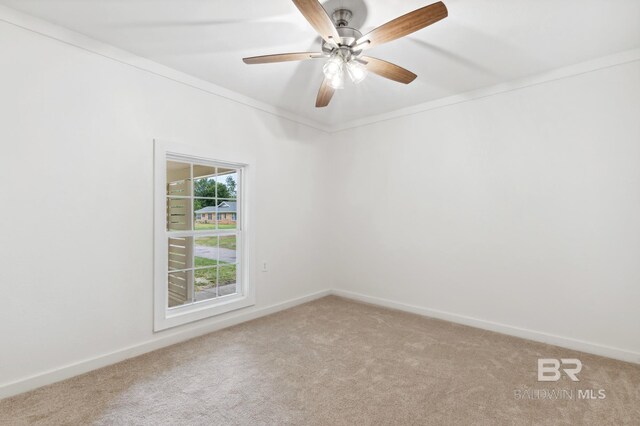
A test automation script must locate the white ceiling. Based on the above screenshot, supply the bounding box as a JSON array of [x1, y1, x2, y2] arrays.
[[2, 0, 639, 127]]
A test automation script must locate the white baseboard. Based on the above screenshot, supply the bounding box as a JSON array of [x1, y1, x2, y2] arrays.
[[3, 287, 637, 400], [0, 290, 331, 400], [331, 289, 640, 365]]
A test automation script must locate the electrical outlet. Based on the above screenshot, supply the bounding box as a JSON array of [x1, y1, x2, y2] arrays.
[[261, 261, 268, 272]]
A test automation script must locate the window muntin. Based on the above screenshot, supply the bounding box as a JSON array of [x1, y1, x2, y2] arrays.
[[165, 157, 242, 309]]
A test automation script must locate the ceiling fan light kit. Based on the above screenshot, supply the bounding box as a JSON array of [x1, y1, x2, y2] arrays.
[[243, 0, 448, 107], [322, 42, 368, 88]]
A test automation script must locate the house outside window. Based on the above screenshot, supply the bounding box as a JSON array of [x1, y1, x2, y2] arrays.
[[154, 140, 254, 331]]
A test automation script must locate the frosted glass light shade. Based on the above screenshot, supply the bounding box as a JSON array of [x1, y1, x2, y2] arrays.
[[328, 71, 344, 89], [323, 56, 343, 80], [346, 60, 368, 84]]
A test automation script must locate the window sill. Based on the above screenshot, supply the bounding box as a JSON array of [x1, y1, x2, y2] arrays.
[[154, 293, 255, 332]]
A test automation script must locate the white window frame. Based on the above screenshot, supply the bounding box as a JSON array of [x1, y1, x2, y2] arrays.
[[153, 139, 255, 331]]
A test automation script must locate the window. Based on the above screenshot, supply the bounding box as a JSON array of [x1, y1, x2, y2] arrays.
[[154, 140, 253, 331]]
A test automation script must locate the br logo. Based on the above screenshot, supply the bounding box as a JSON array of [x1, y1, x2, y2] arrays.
[[537, 358, 582, 382]]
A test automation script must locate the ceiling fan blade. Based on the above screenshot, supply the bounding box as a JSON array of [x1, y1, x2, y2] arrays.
[[316, 78, 335, 108], [361, 56, 417, 84], [243, 52, 323, 64], [292, 0, 341, 45], [356, 1, 447, 50]]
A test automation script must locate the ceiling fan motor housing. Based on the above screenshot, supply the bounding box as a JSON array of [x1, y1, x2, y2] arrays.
[[321, 26, 363, 54], [319, 8, 363, 54]]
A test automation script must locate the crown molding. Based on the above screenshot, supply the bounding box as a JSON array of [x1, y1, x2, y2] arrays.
[[327, 48, 640, 133], [1, 4, 638, 135], [0, 4, 331, 133]]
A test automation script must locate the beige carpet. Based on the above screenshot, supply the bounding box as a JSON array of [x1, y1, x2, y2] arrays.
[[1, 296, 639, 425]]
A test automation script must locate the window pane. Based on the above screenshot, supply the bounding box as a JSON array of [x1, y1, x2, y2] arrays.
[[194, 267, 217, 302], [217, 200, 237, 230], [194, 198, 217, 230], [166, 161, 191, 197], [193, 164, 216, 180], [168, 237, 192, 271], [194, 236, 219, 267], [193, 165, 217, 198], [218, 264, 237, 297], [168, 270, 192, 308], [167, 197, 192, 231], [215, 169, 238, 200], [218, 235, 237, 264]]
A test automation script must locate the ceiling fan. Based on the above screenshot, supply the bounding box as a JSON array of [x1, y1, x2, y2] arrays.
[[243, 0, 448, 108]]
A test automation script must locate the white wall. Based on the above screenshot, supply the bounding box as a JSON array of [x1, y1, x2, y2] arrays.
[[328, 60, 640, 359], [0, 20, 331, 393], [1, 7, 639, 399]]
